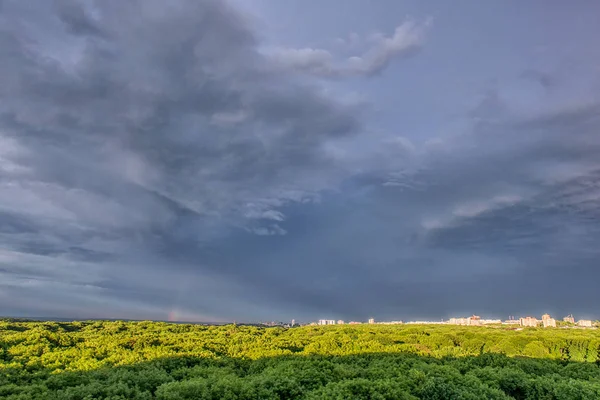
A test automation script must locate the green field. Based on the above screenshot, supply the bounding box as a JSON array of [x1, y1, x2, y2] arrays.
[[1, 320, 600, 399]]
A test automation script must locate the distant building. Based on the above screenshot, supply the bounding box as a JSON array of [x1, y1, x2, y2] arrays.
[[577, 320, 593, 328], [348, 321, 362, 325], [503, 319, 520, 325], [541, 314, 556, 328], [563, 315, 575, 324], [406, 320, 446, 324], [291, 319, 295, 327], [318, 319, 336, 326], [337, 320, 345, 325], [543, 319, 556, 328], [519, 316, 539, 327], [368, 318, 375, 324], [448, 316, 492, 326], [448, 317, 469, 325], [480, 319, 502, 325]]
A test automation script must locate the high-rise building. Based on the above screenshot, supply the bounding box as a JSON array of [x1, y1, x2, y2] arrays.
[[541, 314, 556, 328], [577, 320, 593, 328], [368, 318, 375, 324], [449, 316, 490, 325], [563, 315, 575, 324], [479, 319, 502, 325], [519, 316, 539, 327], [449, 317, 469, 325], [318, 319, 336, 325]]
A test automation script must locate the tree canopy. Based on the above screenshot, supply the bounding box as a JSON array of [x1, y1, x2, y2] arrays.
[[1, 320, 599, 399]]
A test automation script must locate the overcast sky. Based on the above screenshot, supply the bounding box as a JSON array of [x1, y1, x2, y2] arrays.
[[1, 0, 600, 323]]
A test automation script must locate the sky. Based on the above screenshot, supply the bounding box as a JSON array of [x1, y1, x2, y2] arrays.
[[1, 0, 600, 323]]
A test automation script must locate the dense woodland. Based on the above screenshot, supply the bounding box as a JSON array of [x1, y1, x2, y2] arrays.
[[1, 320, 600, 399]]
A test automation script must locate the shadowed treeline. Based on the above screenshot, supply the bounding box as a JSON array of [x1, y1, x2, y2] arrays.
[[3, 352, 600, 399], [1, 320, 600, 399]]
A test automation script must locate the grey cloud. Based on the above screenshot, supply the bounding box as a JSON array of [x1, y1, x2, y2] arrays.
[[221, 95, 600, 320], [54, 0, 105, 38], [521, 69, 555, 89], [186, 91, 600, 320], [265, 19, 429, 78], [2, 0, 600, 322], [248, 225, 287, 236], [0, 0, 367, 319], [0, 0, 361, 228]]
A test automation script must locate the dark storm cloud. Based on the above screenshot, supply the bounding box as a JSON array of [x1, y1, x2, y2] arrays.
[[0, 0, 368, 320], [1, 0, 599, 322], [54, 0, 106, 38], [0, 0, 360, 217], [521, 69, 556, 89], [176, 92, 600, 321]]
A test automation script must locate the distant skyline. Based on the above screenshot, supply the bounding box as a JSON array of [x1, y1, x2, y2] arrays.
[[1, 310, 597, 326], [1, 0, 600, 322]]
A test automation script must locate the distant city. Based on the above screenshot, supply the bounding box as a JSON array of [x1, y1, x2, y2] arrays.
[[260, 314, 598, 329]]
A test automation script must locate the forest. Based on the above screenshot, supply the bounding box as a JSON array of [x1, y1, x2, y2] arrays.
[[1, 319, 600, 399]]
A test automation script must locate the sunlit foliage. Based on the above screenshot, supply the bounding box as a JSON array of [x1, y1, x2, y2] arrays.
[[1, 320, 599, 399]]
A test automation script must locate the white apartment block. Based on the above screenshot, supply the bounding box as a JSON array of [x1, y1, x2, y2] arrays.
[[318, 319, 336, 325]]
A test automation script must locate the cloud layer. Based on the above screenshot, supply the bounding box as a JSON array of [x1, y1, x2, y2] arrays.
[[264, 19, 430, 78], [1, 0, 599, 322]]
